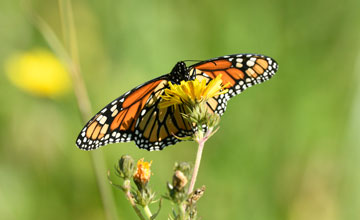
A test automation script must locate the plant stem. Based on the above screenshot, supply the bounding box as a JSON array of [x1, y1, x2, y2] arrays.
[[124, 190, 146, 220], [143, 205, 153, 219], [179, 202, 186, 220], [341, 48, 360, 219], [188, 128, 212, 194], [58, 0, 92, 120], [90, 151, 119, 220], [188, 140, 205, 194], [55, 1, 118, 219]]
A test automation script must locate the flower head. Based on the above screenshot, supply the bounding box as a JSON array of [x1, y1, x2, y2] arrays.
[[133, 158, 152, 186], [159, 75, 228, 140], [159, 74, 228, 109], [4, 49, 71, 98]]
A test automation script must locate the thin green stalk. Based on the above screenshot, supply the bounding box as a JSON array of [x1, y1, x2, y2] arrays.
[[108, 177, 146, 220], [32, 1, 119, 219], [125, 190, 146, 220], [57, 0, 92, 120], [179, 202, 186, 220], [341, 48, 360, 220], [57, 1, 118, 219], [187, 140, 205, 195], [143, 205, 153, 219], [187, 128, 212, 195]]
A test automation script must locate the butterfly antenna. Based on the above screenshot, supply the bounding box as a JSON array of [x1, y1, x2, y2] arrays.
[[182, 59, 202, 63], [183, 59, 218, 66]]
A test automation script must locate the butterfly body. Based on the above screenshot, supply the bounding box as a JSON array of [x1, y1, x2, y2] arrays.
[[76, 54, 278, 151], [168, 61, 195, 83]]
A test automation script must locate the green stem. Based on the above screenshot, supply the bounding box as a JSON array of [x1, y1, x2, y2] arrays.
[[179, 202, 186, 220], [143, 205, 153, 219], [187, 128, 212, 194], [90, 151, 119, 220], [56, 1, 118, 219], [341, 48, 360, 219], [187, 139, 205, 194], [124, 189, 146, 220]]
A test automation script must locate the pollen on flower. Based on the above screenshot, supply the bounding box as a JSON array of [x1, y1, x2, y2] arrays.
[[4, 49, 71, 98], [133, 158, 152, 184], [159, 74, 228, 109]]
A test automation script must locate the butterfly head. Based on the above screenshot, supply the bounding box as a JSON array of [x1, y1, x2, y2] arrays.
[[169, 61, 192, 84]]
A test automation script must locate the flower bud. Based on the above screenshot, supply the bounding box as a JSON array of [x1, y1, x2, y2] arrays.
[[173, 170, 188, 191], [118, 155, 135, 179], [188, 185, 206, 204], [166, 162, 192, 204], [174, 162, 191, 178]]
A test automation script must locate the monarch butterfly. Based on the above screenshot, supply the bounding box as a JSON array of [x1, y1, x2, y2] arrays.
[[76, 53, 278, 151]]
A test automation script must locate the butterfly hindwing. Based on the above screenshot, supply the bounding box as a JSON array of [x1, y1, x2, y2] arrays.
[[76, 75, 168, 150], [134, 87, 193, 151]]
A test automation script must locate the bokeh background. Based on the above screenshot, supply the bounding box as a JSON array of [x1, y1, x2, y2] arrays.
[[1, 0, 360, 219]]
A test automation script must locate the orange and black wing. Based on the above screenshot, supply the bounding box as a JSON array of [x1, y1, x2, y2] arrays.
[[76, 75, 169, 150], [188, 54, 278, 115], [134, 94, 193, 151]]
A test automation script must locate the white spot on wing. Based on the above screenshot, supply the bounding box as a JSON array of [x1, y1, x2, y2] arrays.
[[110, 105, 117, 112], [97, 115, 103, 122], [111, 109, 118, 117], [246, 60, 255, 67], [99, 116, 107, 125], [236, 63, 243, 68]]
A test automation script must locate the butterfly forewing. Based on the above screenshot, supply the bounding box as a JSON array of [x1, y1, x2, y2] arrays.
[[189, 54, 278, 115]]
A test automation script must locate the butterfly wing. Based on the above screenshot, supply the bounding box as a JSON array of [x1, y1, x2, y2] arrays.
[[134, 87, 193, 151], [188, 54, 278, 115], [76, 75, 169, 150]]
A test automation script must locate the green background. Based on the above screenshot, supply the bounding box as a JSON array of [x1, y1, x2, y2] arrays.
[[1, 0, 360, 219]]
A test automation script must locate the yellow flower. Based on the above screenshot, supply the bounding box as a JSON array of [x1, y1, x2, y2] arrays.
[[4, 49, 71, 98], [159, 74, 228, 109], [133, 158, 152, 184]]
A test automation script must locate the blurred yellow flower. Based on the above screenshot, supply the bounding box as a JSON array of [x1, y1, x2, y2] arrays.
[[159, 74, 228, 109], [5, 49, 71, 98], [133, 158, 152, 184]]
